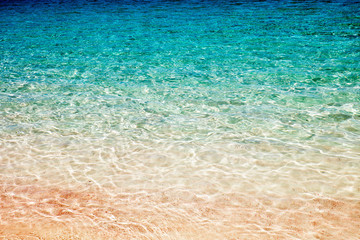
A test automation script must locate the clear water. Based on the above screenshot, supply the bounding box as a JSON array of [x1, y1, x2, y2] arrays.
[[1, 0, 360, 239]]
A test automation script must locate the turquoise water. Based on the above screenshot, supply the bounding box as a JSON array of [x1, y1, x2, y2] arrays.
[[1, 0, 360, 238]]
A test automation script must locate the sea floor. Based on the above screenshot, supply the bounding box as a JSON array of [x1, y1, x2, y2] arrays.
[[1, 177, 359, 240]]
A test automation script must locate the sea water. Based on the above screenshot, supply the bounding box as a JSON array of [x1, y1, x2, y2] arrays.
[[0, 0, 359, 239]]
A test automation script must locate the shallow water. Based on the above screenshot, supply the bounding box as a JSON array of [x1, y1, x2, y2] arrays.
[[0, 0, 360, 239]]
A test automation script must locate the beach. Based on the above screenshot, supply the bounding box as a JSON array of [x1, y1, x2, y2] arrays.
[[1, 0, 360, 239]]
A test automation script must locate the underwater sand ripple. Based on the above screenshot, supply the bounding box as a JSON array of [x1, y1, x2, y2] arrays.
[[1, 179, 359, 240]]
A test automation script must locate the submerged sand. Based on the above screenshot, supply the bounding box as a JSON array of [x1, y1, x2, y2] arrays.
[[1, 179, 359, 240]]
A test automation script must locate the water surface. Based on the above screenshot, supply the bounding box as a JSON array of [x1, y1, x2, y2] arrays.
[[0, 0, 360, 239]]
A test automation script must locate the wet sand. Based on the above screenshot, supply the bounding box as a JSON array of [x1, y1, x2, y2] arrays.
[[1, 179, 359, 240]]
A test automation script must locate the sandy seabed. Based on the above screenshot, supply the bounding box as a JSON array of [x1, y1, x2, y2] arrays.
[[1, 179, 359, 240]]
